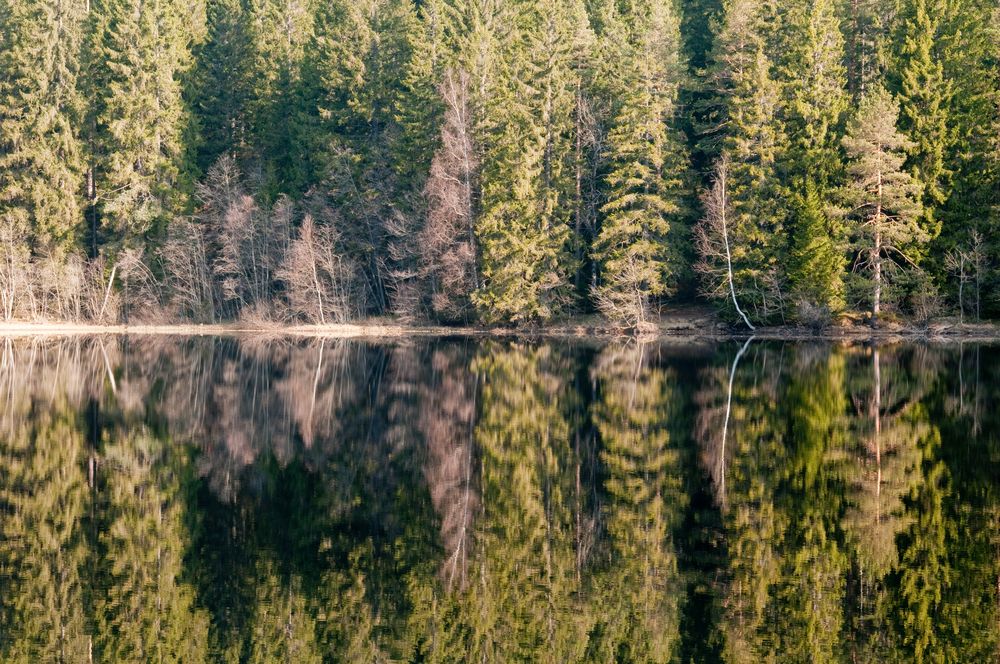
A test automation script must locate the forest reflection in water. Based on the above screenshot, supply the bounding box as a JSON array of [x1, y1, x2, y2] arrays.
[[0, 336, 997, 663]]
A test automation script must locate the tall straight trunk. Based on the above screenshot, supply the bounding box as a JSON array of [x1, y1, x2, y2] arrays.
[[959, 254, 965, 324], [873, 227, 881, 325]]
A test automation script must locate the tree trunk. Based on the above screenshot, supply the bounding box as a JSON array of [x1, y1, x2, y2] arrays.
[[719, 168, 754, 330], [872, 227, 881, 327]]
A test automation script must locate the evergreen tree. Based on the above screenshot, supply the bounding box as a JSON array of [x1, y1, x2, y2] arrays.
[[0, 0, 86, 253], [94, 431, 210, 662], [777, 349, 850, 662], [591, 1, 688, 325], [787, 180, 846, 314], [775, 0, 848, 317], [588, 344, 685, 661], [193, 0, 255, 171], [777, 0, 847, 188], [696, 342, 788, 661], [88, 0, 197, 244], [307, 0, 420, 313], [386, 0, 462, 320], [248, 559, 323, 663], [247, 0, 315, 194], [699, 0, 789, 324], [890, 430, 957, 664], [842, 86, 925, 324], [931, 0, 998, 302], [894, 0, 953, 241], [467, 343, 584, 659], [842, 0, 894, 99], [473, 0, 580, 323], [392, 0, 460, 195]]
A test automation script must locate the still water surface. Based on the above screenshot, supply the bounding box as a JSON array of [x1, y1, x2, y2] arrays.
[[0, 336, 997, 662]]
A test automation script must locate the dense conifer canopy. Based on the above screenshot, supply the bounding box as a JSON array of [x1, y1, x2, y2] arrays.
[[0, 0, 997, 326]]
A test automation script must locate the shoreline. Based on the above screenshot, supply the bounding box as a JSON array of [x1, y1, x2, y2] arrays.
[[2, 315, 1000, 342]]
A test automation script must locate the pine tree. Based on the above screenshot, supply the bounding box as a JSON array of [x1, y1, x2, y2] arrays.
[[472, 0, 579, 323], [894, 0, 952, 241], [0, 0, 86, 253], [591, 1, 688, 325], [88, 0, 197, 245], [842, 86, 925, 324]]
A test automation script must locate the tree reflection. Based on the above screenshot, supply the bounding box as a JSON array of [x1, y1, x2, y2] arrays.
[[0, 336, 996, 661], [0, 402, 90, 663], [587, 342, 685, 662]]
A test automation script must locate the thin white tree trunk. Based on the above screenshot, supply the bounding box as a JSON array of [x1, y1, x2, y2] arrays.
[[718, 167, 754, 330], [98, 263, 117, 323]]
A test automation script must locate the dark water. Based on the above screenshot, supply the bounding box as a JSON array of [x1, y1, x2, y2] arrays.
[[0, 336, 997, 663]]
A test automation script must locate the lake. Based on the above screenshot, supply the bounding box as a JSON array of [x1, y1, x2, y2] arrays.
[[0, 335, 997, 662]]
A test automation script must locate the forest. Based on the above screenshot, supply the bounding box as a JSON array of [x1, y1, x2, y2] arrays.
[[0, 0, 998, 327]]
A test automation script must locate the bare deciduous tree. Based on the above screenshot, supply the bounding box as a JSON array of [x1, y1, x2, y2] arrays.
[[199, 157, 290, 319], [116, 247, 162, 322], [411, 69, 479, 323], [944, 229, 987, 324], [0, 220, 31, 321], [278, 215, 358, 324], [695, 156, 755, 330], [160, 218, 216, 322], [33, 253, 85, 321]]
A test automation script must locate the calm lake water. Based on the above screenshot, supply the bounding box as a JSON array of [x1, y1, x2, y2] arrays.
[[0, 336, 997, 662]]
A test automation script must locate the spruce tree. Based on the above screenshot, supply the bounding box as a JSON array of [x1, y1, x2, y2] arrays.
[[699, 0, 789, 324], [894, 0, 952, 241], [787, 180, 846, 315], [473, 0, 579, 323], [843, 0, 893, 99], [307, 0, 420, 314], [592, 1, 688, 325], [94, 432, 210, 661], [929, 0, 998, 297], [392, 0, 460, 193], [842, 86, 925, 324], [777, 0, 848, 315], [88, 0, 197, 244], [0, 0, 86, 253], [0, 410, 91, 662], [777, 0, 847, 188], [248, 0, 316, 194], [387, 0, 461, 320], [193, 0, 255, 171]]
